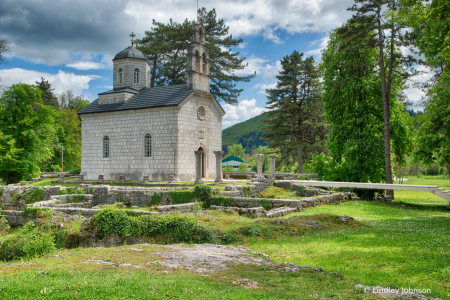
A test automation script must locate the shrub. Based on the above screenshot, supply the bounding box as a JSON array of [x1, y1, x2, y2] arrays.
[[0, 232, 56, 262], [260, 199, 272, 210], [0, 237, 26, 261], [93, 209, 131, 236], [0, 187, 3, 199], [205, 196, 234, 208], [0, 216, 10, 235], [150, 192, 164, 205], [221, 230, 241, 244], [70, 169, 81, 175], [22, 233, 56, 259], [297, 174, 311, 180], [74, 188, 84, 194], [193, 185, 213, 202], [240, 225, 262, 236], [169, 190, 194, 205], [22, 207, 50, 220], [243, 185, 252, 197], [93, 209, 217, 243], [23, 187, 45, 204], [222, 166, 234, 173], [23, 221, 36, 233]]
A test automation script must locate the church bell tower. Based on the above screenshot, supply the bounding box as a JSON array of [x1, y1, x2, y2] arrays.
[[186, 23, 210, 93]]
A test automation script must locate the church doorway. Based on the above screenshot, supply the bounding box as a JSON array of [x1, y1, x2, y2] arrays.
[[198, 147, 205, 178]]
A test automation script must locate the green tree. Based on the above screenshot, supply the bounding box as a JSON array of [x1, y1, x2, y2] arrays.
[[413, 95, 450, 178], [225, 144, 245, 159], [339, 0, 420, 198], [315, 23, 412, 189], [35, 78, 59, 109], [137, 8, 254, 104], [262, 51, 328, 174], [58, 90, 90, 111], [395, 0, 450, 179], [0, 84, 59, 183]]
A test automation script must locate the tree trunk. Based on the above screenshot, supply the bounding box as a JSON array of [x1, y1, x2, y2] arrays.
[[298, 144, 303, 174], [376, 6, 394, 199], [151, 55, 157, 88]]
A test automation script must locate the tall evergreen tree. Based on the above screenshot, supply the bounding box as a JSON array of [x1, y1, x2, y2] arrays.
[[136, 8, 254, 104], [35, 77, 59, 109], [262, 51, 327, 173]]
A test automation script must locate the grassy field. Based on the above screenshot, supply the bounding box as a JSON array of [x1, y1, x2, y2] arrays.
[[394, 175, 450, 205], [1, 175, 449, 299]]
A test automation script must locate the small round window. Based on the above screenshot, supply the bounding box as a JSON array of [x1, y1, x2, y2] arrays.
[[197, 106, 205, 120]]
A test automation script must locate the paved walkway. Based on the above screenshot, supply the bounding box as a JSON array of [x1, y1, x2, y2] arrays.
[[282, 180, 450, 203]]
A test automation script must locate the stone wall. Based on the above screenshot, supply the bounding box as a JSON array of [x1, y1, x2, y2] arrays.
[[91, 185, 193, 207], [176, 92, 223, 181], [230, 192, 352, 210], [98, 92, 135, 105], [80, 92, 223, 182], [247, 175, 275, 196], [113, 58, 150, 90], [80, 106, 179, 181]]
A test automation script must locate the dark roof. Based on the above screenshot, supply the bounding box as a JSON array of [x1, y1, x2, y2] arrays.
[[113, 46, 147, 61], [78, 85, 194, 115], [98, 87, 139, 95], [222, 156, 244, 163]]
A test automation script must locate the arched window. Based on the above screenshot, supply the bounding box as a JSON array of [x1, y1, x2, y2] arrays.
[[134, 68, 140, 84], [202, 53, 207, 73], [118, 68, 123, 84], [195, 51, 200, 72], [144, 134, 152, 157], [103, 136, 110, 158]]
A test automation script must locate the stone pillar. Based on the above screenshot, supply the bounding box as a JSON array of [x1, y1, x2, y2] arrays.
[[78, 175, 84, 181], [214, 151, 224, 183], [270, 155, 276, 179], [143, 175, 149, 182], [168, 175, 175, 184], [98, 175, 104, 183], [58, 174, 64, 182], [194, 151, 203, 185], [119, 175, 125, 183], [256, 154, 264, 175]]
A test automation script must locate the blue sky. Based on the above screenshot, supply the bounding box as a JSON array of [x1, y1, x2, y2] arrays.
[[0, 0, 428, 129]]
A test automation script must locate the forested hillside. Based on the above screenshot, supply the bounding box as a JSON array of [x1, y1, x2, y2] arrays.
[[222, 113, 268, 155]]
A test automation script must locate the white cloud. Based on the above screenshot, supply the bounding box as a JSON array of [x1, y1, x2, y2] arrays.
[[0, 68, 97, 95], [0, 0, 355, 66], [404, 65, 434, 109], [66, 61, 107, 70], [222, 99, 265, 128], [262, 60, 282, 80], [252, 82, 277, 94], [305, 36, 329, 58], [234, 56, 268, 76]]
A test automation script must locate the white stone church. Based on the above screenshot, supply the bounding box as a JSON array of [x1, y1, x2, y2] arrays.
[[78, 24, 225, 181]]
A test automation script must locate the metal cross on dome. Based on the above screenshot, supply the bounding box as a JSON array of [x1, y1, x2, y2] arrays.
[[130, 32, 136, 46]]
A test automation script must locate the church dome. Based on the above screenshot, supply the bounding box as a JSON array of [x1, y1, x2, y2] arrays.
[[113, 46, 147, 61]]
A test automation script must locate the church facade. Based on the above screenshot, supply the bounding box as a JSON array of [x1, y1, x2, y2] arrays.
[[78, 24, 225, 181]]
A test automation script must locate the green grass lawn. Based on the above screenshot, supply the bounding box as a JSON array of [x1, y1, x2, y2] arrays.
[[1, 175, 449, 299], [394, 175, 450, 205]]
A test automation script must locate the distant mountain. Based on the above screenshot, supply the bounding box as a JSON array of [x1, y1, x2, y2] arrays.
[[222, 112, 269, 155]]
